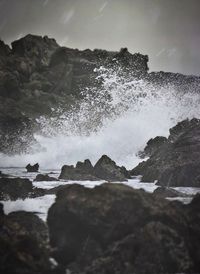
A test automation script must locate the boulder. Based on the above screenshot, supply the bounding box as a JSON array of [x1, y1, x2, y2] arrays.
[[0, 204, 63, 274], [153, 186, 188, 198], [131, 118, 200, 187], [26, 163, 39, 172], [47, 183, 200, 273], [8, 211, 48, 242], [93, 155, 129, 181], [0, 177, 33, 200], [0, 177, 45, 200], [34, 174, 58, 182]]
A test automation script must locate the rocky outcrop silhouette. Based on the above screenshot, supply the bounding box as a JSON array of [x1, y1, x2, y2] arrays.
[[59, 155, 130, 181], [26, 163, 39, 172], [131, 118, 200, 187]]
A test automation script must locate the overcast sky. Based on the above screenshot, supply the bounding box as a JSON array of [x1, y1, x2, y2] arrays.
[[0, 0, 200, 75]]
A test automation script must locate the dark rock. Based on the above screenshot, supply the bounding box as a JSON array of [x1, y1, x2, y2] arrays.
[[0, 40, 11, 56], [93, 155, 129, 181], [46, 185, 70, 195], [0, 203, 4, 216], [131, 118, 200, 187], [0, 177, 33, 200], [157, 164, 200, 187], [11, 34, 59, 64], [153, 186, 188, 198], [0, 177, 45, 200], [0, 205, 63, 274], [29, 187, 46, 198], [8, 211, 48, 242], [34, 174, 58, 182], [184, 194, 200, 271], [146, 71, 200, 95], [76, 159, 94, 173], [59, 159, 99, 181], [47, 183, 200, 273], [138, 136, 168, 158], [26, 163, 39, 172], [169, 118, 200, 142], [59, 156, 130, 181]]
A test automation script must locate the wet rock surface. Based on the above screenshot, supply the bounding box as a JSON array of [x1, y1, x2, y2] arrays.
[[131, 118, 200, 187], [0, 177, 33, 200], [0, 204, 63, 274], [0, 177, 45, 200], [47, 183, 200, 274]]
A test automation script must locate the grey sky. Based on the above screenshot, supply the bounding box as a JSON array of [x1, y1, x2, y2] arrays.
[[0, 0, 200, 75]]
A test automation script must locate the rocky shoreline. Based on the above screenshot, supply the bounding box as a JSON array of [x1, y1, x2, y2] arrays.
[[1, 33, 200, 274], [1, 117, 200, 273], [1, 181, 200, 274]]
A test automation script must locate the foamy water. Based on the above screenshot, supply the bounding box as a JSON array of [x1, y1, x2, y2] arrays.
[[0, 66, 200, 169], [1, 167, 199, 220]]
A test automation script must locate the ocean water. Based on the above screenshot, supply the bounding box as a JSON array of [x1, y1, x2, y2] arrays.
[[1, 167, 200, 221], [0, 67, 200, 169], [1, 67, 200, 219]]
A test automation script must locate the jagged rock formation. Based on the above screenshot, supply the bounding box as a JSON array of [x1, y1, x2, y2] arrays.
[[93, 154, 130, 181], [47, 183, 200, 274], [138, 136, 168, 158], [59, 159, 99, 181], [26, 163, 39, 172], [131, 118, 200, 187], [59, 155, 130, 181]]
